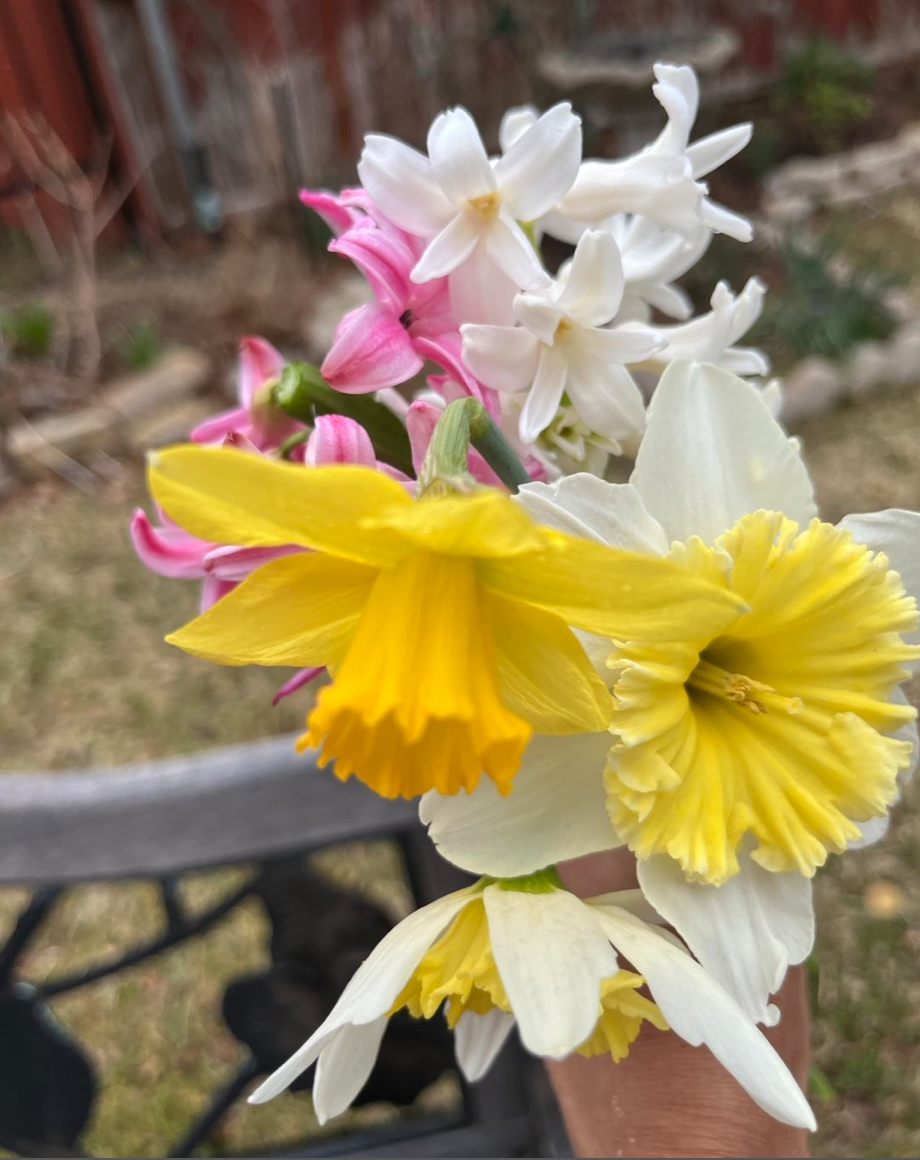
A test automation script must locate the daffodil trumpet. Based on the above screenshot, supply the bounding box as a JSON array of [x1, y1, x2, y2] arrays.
[[148, 443, 740, 800]]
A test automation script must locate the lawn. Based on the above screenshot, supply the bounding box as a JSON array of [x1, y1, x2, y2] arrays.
[[2, 382, 920, 1155]]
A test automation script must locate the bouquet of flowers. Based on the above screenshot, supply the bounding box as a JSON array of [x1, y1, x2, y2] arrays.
[[134, 64, 920, 1134]]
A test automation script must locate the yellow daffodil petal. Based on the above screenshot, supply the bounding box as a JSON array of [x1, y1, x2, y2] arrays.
[[301, 549, 531, 799], [576, 971, 668, 1061], [488, 591, 612, 733], [607, 510, 920, 884], [149, 446, 411, 566], [363, 489, 548, 557], [166, 553, 377, 667], [391, 897, 508, 1028], [480, 531, 743, 641]]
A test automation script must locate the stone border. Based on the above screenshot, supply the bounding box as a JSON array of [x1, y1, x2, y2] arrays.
[[2, 348, 213, 483], [763, 120, 920, 224], [757, 126, 920, 426]]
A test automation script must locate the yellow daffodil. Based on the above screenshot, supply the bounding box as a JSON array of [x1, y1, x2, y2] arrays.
[[147, 444, 739, 800]]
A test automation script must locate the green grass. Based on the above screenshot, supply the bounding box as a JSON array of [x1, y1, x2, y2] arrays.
[[3, 382, 920, 1154]]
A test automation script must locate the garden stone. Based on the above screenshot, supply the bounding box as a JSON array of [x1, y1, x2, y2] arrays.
[[766, 156, 844, 199], [882, 288, 915, 324], [825, 184, 866, 209], [127, 398, 216, 450], [764, 194, 812, 225], [897, 121, 920, 154], [104, 348, 212, 423], [887, 323, 920, 387], [846, 342, 890, 399], [780, 357, 843, 426], [7, 407, 121, 476], [851, 141, 910, 187]]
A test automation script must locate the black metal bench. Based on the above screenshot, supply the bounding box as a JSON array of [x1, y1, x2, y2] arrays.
[[0, 736, 572, 1158]]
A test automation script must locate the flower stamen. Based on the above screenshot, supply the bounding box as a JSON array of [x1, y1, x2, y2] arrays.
[[688, 658, 803, 716], [468, 191, 500, 220]]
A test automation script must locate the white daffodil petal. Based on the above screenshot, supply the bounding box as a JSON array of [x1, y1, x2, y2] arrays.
[[313, 1017, 388, 1124], [517, 475, 669, 553], [357, 135, 453, 235], [687, 124, 753, 178], [587, 888, 668, 928], [461, 323, 540, 393], [593, 905, 817, 1131], [454, 1008, 516, 1082], [428, 107, 496, 202], [421, 731, 616, 877], [412, 213, 480, 283], [636, 853, 814, 1027], [839, 509, 920, 640], [494, 102, 582, 221], [632, 361, 816, 545], [249, 890, 472, 1103], [485, 886, 620, 1058], [520, 344, 568, 443], [557, 231, 624, 326], [487, 211, 550, 291]]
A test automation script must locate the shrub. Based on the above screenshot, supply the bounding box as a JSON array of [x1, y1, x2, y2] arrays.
[[0, 302, 55, 359]]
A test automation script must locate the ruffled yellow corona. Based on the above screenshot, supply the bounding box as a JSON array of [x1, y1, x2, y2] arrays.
[[391, 895, 666, 1060], [607, 511, 920, 883], [147, 446, 739, 800]]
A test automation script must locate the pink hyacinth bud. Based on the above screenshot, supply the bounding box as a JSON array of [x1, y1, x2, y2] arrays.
[[304, 414, 377, 467]]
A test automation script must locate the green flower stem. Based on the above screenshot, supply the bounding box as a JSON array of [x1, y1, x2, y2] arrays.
[[420, 396, 531, 493], [278, 429, 311, 460], [497, 866, 564, 893], [272, 361, 414, 475]]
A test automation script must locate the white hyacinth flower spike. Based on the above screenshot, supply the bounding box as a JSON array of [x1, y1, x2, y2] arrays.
[[461, 229, 662, 447], [357, 103, 582, 309]]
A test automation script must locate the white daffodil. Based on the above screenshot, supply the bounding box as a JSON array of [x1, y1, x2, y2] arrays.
[[461, 230, 662, 447], [423, 361, 920, 1027], [357, 103, 581, 325], [248, 871, 815, 1131], [554, 64, 752, 242], [646, 277, 768, 376]]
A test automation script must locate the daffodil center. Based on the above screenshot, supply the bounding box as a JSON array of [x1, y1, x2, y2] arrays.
[[687, 657, 803, 716], [468, 191, 501, 220], [606, 509, 920, 883]]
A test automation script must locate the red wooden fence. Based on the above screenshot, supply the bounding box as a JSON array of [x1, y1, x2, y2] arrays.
[[0, 0, 917, 240]]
